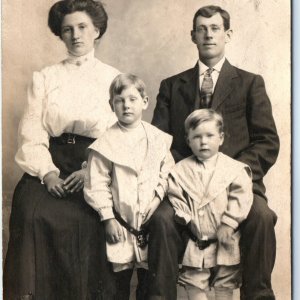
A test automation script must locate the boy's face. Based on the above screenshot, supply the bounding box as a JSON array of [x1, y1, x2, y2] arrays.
[[187, 120, 224, 160], [111, 85, 149, 128]]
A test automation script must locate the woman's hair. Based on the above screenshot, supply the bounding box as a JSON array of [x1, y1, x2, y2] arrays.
[[48, 0, 107, 39], [109, 73, 148, 102], [184, 109, 224, 134]]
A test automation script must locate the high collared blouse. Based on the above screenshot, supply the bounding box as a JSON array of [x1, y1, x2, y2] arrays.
[[15, 50, 120, 180]]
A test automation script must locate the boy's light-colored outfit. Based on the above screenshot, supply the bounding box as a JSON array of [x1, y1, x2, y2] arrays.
[[168, 152, 253, 290], [84, 121, 174, 270]]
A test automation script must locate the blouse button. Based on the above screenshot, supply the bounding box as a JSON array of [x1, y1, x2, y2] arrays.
[[198, 209, 204, 217]]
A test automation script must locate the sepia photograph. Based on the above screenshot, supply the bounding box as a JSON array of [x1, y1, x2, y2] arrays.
[[2, 0, 291, 299]]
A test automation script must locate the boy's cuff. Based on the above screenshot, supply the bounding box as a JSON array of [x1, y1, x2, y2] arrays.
[[221, 215, 239, 230], [155, 186, 165, 202], [174, 210, 191, 225], [98, 207, 114, 221]]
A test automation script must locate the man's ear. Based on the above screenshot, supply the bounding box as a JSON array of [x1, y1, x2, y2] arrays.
[[191, 30, 196, 44], [225, 29, 233, 44]]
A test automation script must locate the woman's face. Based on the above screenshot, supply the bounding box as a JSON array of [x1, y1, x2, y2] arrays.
[[61, 11, 99, 56]]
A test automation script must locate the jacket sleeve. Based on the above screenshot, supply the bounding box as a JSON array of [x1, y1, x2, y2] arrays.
[[221, 167, 253, 229], [168, 173, 192, 225], [155, 150, 175, 201], [15, 71, 59, 180], [84, 150, 114, 221], [152, 80, 185, 162], [235, 75, 280, 181]]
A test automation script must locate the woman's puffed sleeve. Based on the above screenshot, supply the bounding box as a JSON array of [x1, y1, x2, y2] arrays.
[[15, 71, 59, 180], [84, 150, 114, 221]]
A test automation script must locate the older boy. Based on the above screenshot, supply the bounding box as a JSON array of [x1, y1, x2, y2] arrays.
[[84, 74, 174, 300]]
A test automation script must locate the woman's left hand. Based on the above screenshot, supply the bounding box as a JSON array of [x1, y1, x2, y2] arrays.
[[63, 169, 86, 193]]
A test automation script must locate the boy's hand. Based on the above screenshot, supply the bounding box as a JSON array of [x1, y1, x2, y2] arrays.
[[142, 196, 161, 224], [63, 169, 86, 193], [104, 219, 123, 244], [43, 171, 67, 198], [217, 223, 235, 250]]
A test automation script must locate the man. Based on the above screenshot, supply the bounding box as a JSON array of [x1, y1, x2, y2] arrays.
[[148, 5, 279, 300]]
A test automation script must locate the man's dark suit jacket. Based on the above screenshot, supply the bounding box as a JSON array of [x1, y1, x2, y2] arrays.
[[152, 59, 280, 199]]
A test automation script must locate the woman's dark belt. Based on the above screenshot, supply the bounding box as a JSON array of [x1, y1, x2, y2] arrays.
[[113, 208, 148, 249], [186, 227, 217, 250], [50, 133, 96, 144]]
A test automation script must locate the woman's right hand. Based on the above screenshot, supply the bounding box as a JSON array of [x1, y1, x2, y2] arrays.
[[43, 171, 67, 198], [103, 219, 123, 244]]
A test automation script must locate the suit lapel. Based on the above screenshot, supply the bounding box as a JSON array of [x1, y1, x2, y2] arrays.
[[211, 59, 238, 110], [178, 64, 199, 108]]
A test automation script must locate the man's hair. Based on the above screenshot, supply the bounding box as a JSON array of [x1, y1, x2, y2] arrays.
[[48, 0, 107, 39], [109, 73, 147, 102], [185, 109, 224, 134], [192, 5, 230, 31]]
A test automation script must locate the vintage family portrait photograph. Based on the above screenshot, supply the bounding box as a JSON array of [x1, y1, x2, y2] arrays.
[[2, 0, 291, 299]]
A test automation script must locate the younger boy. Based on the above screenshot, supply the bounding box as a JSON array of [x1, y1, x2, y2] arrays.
[[168, 109, 253, 300], [84, 73, 174, 300]]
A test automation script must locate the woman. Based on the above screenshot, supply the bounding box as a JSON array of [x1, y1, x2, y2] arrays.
[[4, 1, 120, 299]]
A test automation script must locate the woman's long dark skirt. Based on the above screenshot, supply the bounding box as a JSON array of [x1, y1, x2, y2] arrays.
[[4, 136, 115, 300]]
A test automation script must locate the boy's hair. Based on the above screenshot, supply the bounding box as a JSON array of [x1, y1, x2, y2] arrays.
[[192, 5, 230, 31], [109, 73, 147, 102], [185, 109, 224, 134]]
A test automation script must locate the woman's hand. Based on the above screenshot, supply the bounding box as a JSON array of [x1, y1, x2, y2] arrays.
[[103, 219, 123, 244], [43, 171, 67, 198], [142, 196, 161, 224], [63, 169, 86, 193]]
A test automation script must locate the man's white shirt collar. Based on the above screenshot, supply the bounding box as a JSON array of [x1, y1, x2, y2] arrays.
[[198, 56, 226, 75]]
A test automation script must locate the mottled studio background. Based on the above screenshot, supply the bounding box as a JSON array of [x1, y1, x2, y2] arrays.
[[2, 0, 291, 299]]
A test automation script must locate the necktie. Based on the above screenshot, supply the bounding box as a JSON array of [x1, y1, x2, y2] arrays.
[[200, 68, 213, 108]]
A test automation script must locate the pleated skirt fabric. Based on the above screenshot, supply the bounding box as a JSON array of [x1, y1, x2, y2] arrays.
[[4, 136, 115, 300]]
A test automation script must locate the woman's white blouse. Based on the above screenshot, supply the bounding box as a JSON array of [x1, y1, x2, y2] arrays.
[[15, 50, 120, 180]]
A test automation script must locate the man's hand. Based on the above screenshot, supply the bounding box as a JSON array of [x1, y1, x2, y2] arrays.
[[142, 196, 161, 224], [103, 219, 123, 244], [43, 171, 67, 198]]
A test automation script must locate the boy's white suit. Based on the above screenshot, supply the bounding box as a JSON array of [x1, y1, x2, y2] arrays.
[[84, 122, 174, 265]]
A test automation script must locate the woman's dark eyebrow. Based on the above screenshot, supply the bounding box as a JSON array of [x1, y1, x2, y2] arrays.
[[62, 22, 87, 28]]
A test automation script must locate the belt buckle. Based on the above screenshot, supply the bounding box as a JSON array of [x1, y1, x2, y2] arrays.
[[137, 230, 148, 248], [196, 240, 208, 250], [67, 134, 76, 144]]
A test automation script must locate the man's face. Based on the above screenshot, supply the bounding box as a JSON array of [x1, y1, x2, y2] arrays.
[[191, 13, 232, 62]]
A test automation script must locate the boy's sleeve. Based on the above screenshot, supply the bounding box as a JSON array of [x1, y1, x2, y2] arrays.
[[83, 150, 114, 221], [154, 150, 175, 201], [221, 167, 253, 229], [168, 173, 192, 225]]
